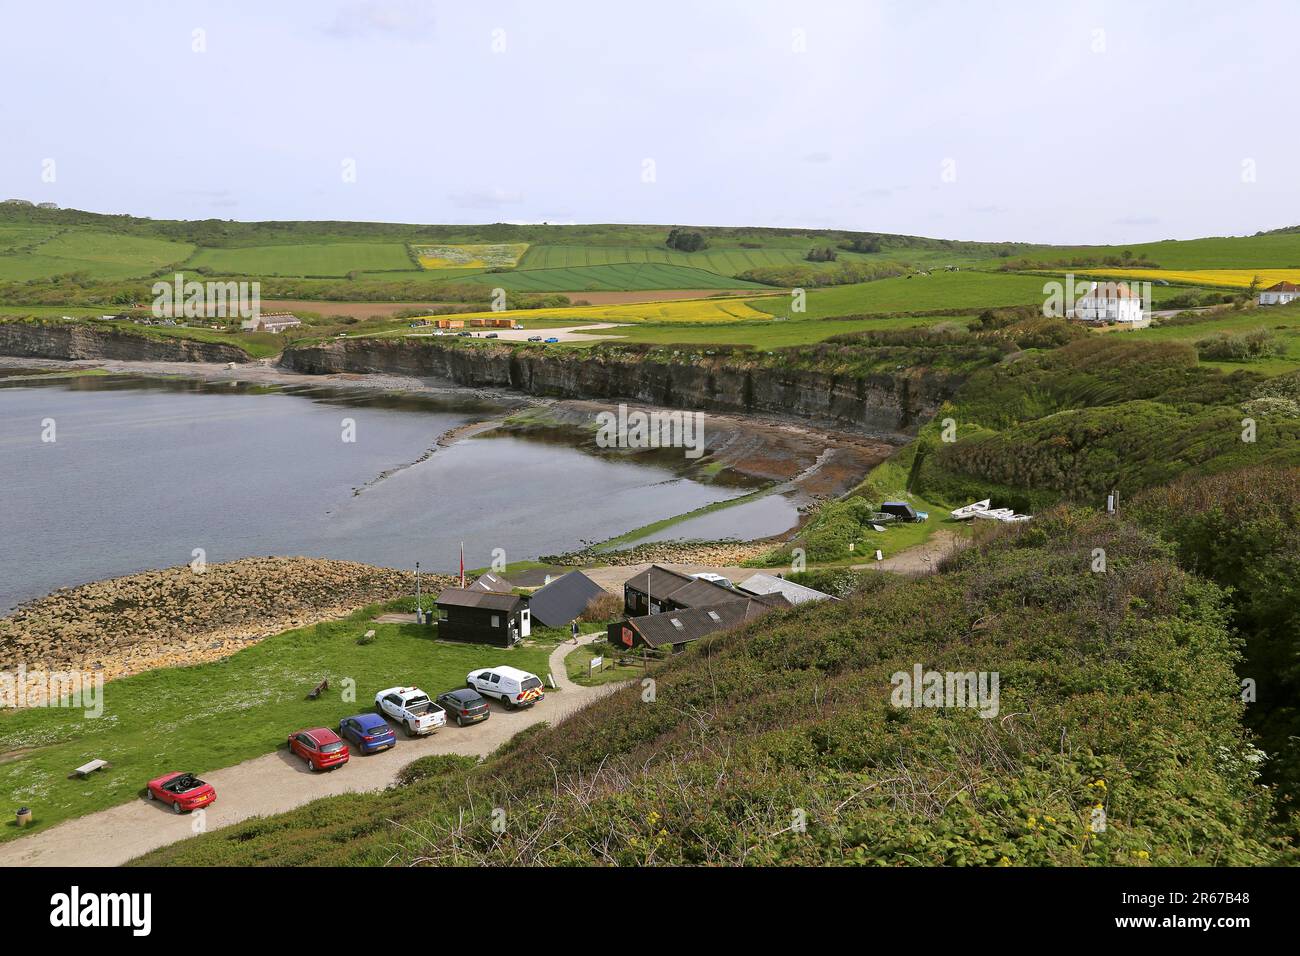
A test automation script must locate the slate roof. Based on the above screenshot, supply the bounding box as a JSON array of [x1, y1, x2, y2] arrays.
[[435, 588, 525, 612], [627, 594, 790, 648], [624, 564, 740, 608], [527, 571, 605, 628]]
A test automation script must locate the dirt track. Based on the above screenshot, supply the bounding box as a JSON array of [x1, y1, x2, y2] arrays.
[[0, 636, 619, 867]]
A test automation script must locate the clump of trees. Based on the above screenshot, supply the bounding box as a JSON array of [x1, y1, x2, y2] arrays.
[[665, 227, 708, 252], [737, 260, 906, 288], [838, 237, 882, 253], [804, 246, 838, 262]]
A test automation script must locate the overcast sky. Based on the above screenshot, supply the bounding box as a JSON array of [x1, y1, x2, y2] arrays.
[[2, 0, 1295, 244]]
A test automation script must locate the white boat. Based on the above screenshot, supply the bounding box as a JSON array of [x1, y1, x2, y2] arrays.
[[973, 507, 1017, 521], [950, 499, 991, 520]]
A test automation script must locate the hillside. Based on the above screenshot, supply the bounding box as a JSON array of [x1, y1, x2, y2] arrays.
[[132, 509, 1288, 866]]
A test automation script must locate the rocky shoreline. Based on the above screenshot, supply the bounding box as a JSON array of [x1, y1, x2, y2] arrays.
[[0, 558, 447, 687]]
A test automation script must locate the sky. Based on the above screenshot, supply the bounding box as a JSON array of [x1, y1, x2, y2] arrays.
[[1, 0, 1296, 245]]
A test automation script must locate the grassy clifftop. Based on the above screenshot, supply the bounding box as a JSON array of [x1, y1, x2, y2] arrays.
[[134, 510, 1287, 866]]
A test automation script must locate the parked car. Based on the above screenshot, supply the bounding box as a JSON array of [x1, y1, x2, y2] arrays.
[[527, 335, 543, 342], [338, 712, 397, 754], [467, 666, 545, 710], [543, 337, 559, 344], [485, 332, 499, 338], [145, 771, 215, 814], [288, 727, 350, 772], [436, 688, 491, 726], [456, 331, 472, 337], [375, 686, 446, 736]]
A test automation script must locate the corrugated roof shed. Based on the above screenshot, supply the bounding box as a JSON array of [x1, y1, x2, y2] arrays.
[[468, 572, 514, 593], [737, 573, 837, 605], [527, 571, 605, 628]]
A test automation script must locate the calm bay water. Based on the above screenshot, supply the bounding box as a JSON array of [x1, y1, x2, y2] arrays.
[[0, 374, 771, 612]]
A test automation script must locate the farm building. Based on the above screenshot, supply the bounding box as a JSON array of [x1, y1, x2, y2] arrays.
[[1068, 281, 1148, 327], [526, 570, 604, 628], [1258, 281, 1300, 306], [435, 588, 530, 647], [623, 564, 739, 616], [240, 312, 302, 333], [737, 573, 836, 605], [608, 593, 790, 654]]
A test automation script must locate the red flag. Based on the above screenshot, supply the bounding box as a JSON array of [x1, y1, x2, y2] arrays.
[[459, 541, 465, 588]]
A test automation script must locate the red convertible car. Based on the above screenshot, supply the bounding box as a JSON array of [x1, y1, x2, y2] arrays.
[[146, 772, 216, 814], [288, 727, 350, 771]]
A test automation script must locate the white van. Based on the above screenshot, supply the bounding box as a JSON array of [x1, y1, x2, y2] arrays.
[[467, 666, 545, 710]]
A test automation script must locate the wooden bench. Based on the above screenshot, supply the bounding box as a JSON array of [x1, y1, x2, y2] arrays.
[[306, 678, 329, 701], [71, 759, 108, 779]]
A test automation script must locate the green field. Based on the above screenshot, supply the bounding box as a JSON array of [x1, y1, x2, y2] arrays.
[[0, 230, 194, 281], [1025, 230, 1300, 269], [517, 243, 880, 276], [188, 242, 416, 277], [0, 606, 557, 841]]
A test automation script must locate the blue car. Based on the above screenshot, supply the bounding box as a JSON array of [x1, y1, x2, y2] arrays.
[[338, 713, 397, 754], [543, 337, 559, 344]]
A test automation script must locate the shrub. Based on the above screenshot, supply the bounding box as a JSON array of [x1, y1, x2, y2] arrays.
[[1195, 328, 1283, 361], [580, 592, 623, 623]]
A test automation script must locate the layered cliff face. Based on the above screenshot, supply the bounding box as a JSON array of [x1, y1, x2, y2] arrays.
[[0, 321, 252, 364], [282, 338, 963, 433]]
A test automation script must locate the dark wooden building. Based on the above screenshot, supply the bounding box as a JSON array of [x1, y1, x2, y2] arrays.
[[608, 593, 790, 654], [435, 588, 530, 647], [622, 564, 740, 616]]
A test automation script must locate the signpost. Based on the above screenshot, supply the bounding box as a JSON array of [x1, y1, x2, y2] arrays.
[[589, 655, 604, 678]]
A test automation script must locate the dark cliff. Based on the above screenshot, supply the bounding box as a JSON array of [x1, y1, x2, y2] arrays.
[[281, 338, 969, 432], [0, 320, 253, 363]]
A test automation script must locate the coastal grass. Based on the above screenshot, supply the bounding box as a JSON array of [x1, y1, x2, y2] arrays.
[[564, 642, 645, 687], [0, 605, 554, 842], [1125, 304, 1300, 374]]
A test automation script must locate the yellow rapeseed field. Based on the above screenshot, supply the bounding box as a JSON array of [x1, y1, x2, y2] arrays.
[[1080, 268, 1300, 289], [413, 243, 529, 269]]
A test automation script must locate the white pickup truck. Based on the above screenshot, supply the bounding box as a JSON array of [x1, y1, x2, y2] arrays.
[[375, 686, 447, 737]]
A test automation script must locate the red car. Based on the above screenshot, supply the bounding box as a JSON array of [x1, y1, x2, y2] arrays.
[[146, 772, 216, 814], [288, 727, 350, 772]]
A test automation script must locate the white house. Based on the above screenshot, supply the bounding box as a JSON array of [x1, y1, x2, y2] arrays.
[[240, 312, 302, 333], [1070, 281, 1148, 327], [1258, 281, 1300, 306]]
